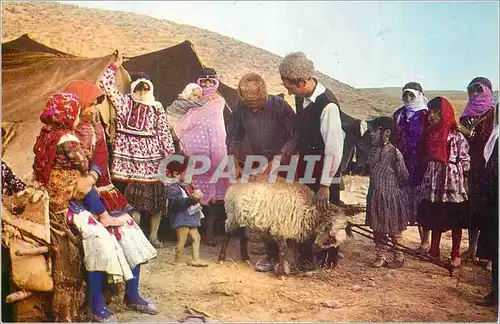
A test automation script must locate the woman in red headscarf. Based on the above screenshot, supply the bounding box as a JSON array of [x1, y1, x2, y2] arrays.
[[62, 80, 159, 321], [417, 97, 470, 268], [32, 93, 122, 227]]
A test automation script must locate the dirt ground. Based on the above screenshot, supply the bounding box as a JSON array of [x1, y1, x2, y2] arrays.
[[107, 176, 498, 322]]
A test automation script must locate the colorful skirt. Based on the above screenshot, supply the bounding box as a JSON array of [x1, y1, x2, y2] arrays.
[[123, 181, 166, 215]]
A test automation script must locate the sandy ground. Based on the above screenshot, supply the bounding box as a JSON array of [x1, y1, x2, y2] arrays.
[[106, 176, 497, 322]]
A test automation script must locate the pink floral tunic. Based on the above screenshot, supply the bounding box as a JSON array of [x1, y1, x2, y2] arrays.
[[98, 64, 175, 183], [418, 129, 470, 203]]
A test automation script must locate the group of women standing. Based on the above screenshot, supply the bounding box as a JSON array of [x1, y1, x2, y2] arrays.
[[390, 77, 498, 306]]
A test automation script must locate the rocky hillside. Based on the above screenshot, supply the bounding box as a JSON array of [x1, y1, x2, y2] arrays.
[[2, 1, 403, 119]]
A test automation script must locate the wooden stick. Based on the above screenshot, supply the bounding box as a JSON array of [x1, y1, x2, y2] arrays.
[[15, 246, 49, 256], [6, 290, 33, 304], [185, 306, 212, 318]]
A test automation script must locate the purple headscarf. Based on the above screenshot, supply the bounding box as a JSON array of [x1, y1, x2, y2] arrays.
[[462, 83, 495, 117], [197, 78, 220, 97]]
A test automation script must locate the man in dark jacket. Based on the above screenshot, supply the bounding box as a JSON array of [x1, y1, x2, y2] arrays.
[[226, 72, 297, 272]]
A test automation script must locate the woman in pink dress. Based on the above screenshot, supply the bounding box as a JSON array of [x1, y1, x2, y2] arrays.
[[174, 68, 230, 246]]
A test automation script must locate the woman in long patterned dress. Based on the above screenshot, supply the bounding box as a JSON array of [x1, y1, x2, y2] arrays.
[[418, 97, 470, 268], [59, 81, 160, 322], [98, 52, 176, 248], [456, 77, 496, 260], [174, 68, 231, 246], [393, 82, 430, 252]]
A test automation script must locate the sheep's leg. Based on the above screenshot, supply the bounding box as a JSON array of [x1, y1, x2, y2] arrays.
[[217, 232, 231, 262], [276, 238, 288, 276], [238, 227, 250, 261], [294, 242, 301, 271], [326, 247, 340, 268]]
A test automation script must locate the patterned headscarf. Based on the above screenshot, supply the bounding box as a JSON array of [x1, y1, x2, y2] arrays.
[[33, 93, 81, 185], [424, 97, 457, 163], [462, 82, 495, 118]]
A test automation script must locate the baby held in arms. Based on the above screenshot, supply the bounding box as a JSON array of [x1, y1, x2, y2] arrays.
[[166, 83, 208, 137]]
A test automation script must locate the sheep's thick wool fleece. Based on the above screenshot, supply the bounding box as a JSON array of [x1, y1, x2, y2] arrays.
[[224, 178, 343, 243]]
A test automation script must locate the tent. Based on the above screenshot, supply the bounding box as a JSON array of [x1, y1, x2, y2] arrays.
[[122, 40, 240, 116], [1, 35, 129, 178], [2, 34, 365, 182]]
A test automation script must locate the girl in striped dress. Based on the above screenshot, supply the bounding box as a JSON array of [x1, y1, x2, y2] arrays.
[[366, 117, 410, 269]]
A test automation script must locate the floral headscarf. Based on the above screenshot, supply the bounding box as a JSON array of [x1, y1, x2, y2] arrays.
[[33, 93, 81, 185]]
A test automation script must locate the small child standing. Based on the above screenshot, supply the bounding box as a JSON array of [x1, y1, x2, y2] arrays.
[[418, 97, 470, 268], [165, 154, 208, 267], [366, 117, 410, 268], [33, 93, 126, 227]]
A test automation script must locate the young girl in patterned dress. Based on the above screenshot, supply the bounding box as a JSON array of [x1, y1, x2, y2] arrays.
[[32, 93, 126, 227], [418, 97, 470, 268], [366, 117, 410, 269]]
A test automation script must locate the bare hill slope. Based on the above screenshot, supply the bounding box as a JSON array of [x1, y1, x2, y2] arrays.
[[2, 1, 402, 120]]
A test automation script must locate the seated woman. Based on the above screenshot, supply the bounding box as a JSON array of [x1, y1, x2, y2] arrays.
[[32, 93, 126, 227], [33, 90, 159, 322]]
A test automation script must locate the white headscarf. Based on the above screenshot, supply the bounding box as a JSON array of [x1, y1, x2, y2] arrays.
[[402, 88, 428, 120], [130, 78, 158, 106], [179, 83, 202, 100]]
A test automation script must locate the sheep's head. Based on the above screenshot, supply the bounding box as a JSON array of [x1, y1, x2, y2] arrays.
[[313, 203, 348, 250]]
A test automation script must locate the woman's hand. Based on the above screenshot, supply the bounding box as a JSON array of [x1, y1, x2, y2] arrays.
[[71, 175, 95, 200], [190, 189, 204, 201], [113, 50, 125, 69], [456, 123, 471, 138]]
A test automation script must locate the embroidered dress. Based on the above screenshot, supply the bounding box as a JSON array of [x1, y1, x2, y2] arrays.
[[365, 144, 409, 234], [417, 130, 470, 230], [98, 64, 175, 183], [98, 64, 175, 214]]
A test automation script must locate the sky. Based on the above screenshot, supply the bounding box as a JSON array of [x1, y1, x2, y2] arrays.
[[62, 1, 499, 91]]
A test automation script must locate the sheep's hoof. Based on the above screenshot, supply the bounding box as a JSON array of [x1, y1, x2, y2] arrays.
[[217, 257, 225, 263], [278, 275, 286, 280]]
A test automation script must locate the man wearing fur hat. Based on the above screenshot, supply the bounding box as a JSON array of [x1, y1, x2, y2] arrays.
[[279, 52, 345, 271], [226, 72, 297, 272]]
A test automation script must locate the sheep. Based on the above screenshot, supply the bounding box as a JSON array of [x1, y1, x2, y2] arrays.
[[217, 178, 348, 276]]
